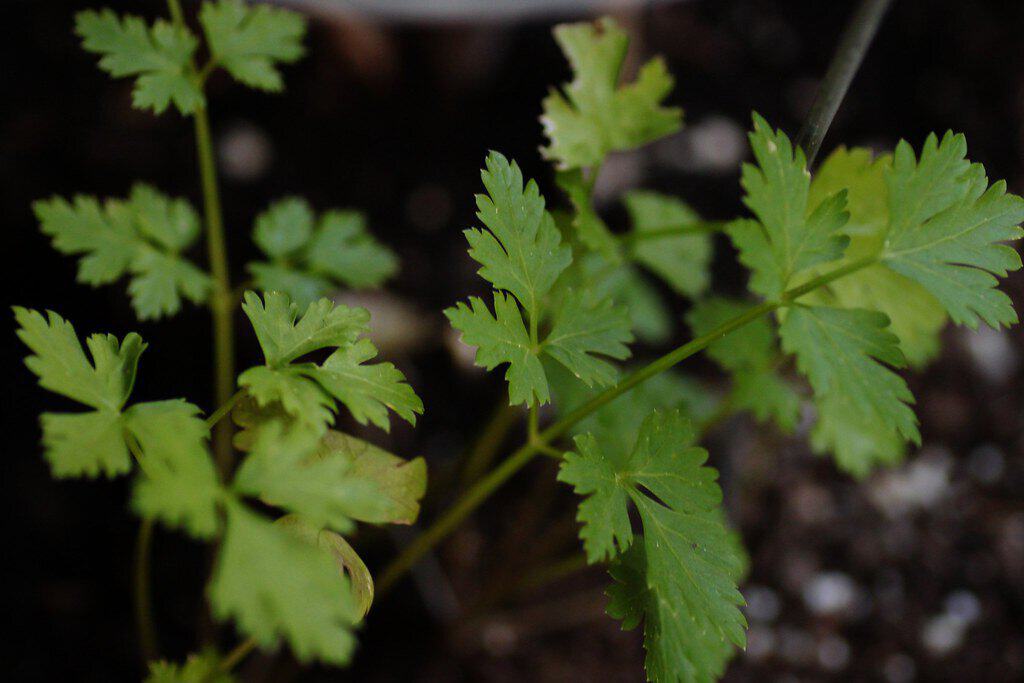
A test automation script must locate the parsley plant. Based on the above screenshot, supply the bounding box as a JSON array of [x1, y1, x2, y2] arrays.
[[15, 2, 1022, 681]]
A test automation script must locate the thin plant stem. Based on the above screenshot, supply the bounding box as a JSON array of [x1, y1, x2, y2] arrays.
[[193, 104, 237, 480], [795, 0, 893, 165], [126, 434, 158, 663], [134, 518, 157, 665], [375, 256, 878, 593], [219, 637, 258, 675], [204, 389, 245, 431], [461, 400, 520, 486]]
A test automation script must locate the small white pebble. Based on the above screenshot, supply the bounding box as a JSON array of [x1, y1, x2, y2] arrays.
[[744, 584, 781, 623], [803, 572, 858, 616], [217, 121, 273, 182], [961, 326, 1019, 383], [922, 613, 965, 656], [944, 590, 981, 626]]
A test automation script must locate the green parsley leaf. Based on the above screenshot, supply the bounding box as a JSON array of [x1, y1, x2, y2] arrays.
[[805, 147, 947, 367], [35, 185, 212, 319], [145, 650, 234, 683], [76, 9, 202, 115], [625, 190, 712, 297], [448, 154, 632, 405], [243, 291, 369, 367], [564, 252, 674, 345], [728, 114, 850, 298], [277, 514, 375, 619], [249, 199, 398, 307], [465, 152, 572, 319], [446, 293, 547, 406], [209, 500, 358, 665], [126, 400, 221, 539], [15, 307, 144, 477], [881, 132, 1024, 328], [541, 18, 681, 169], [306, 211, 399, 288], [240, 291, 422, 433], [199, 0, 306, 92], [543, 289, 632, 388], [780, 306, 920, 476], [559, 410, 746, 681]]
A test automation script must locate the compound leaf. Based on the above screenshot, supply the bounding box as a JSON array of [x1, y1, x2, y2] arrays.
[[446, 293, 547, 406], [559, 410, 746, 681], [466, 152, 571, 319], [35, 185, 212, 320], [145, 650, 234, 683], [209, 500, 358, 665], [126, 400, 221, 539], [200, 0, 306, 92], [543, 289, 632, 388], [780, 306, 920, 475], [625, 190, 712, 297], [76, 9, 202, 115], [249, 201, 398, 307], [541, 18, 681, 169], [729, 114, 850, 297], [240, 291, 421, 434], [882, 132, 1024, 328]]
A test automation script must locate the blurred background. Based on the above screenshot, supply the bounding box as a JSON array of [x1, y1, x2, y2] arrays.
[[3, 0, 1023, 680]]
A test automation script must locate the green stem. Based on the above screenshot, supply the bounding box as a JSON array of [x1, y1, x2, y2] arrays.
[[193, 104, 236, 480], [126, 433, 158, 664], [165, 0, 184, 26], [376, 256, 878, 593], [218, 637, 258, 676], [795, 0, 893, 165], [460, 400, 521, 486], [204, 389, 245, 431]]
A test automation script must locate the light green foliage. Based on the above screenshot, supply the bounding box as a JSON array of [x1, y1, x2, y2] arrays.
[[234, 424, 425, 533], [625, 191, 712, 297], [277, 514, 376, 618], [686, 298, 799, 432], [780, 306, 919, 476], [544, 290, 632, 388], [240, 291, 422, 434], [559, 411, 746, 682], [249, 198, 398, 307], [464, 152, 572, 318], [557, 170, 622, 260], [199, 0, 306, 92], [209, 501, 359, 665], [35, 185, 212, 319], [561, 251, 674, 344], [881, 132, 1024, 328], [146, 650, 234, 683], [447, 153, 633, 406], [14, 307, 144, 477], [127, 400, 221, 539], [541, 18, 681, 170], [76, 9, 202, 115], [728, 114, 850, 298], [446, 293, 548, 405], [806, 147, 947, 367]]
